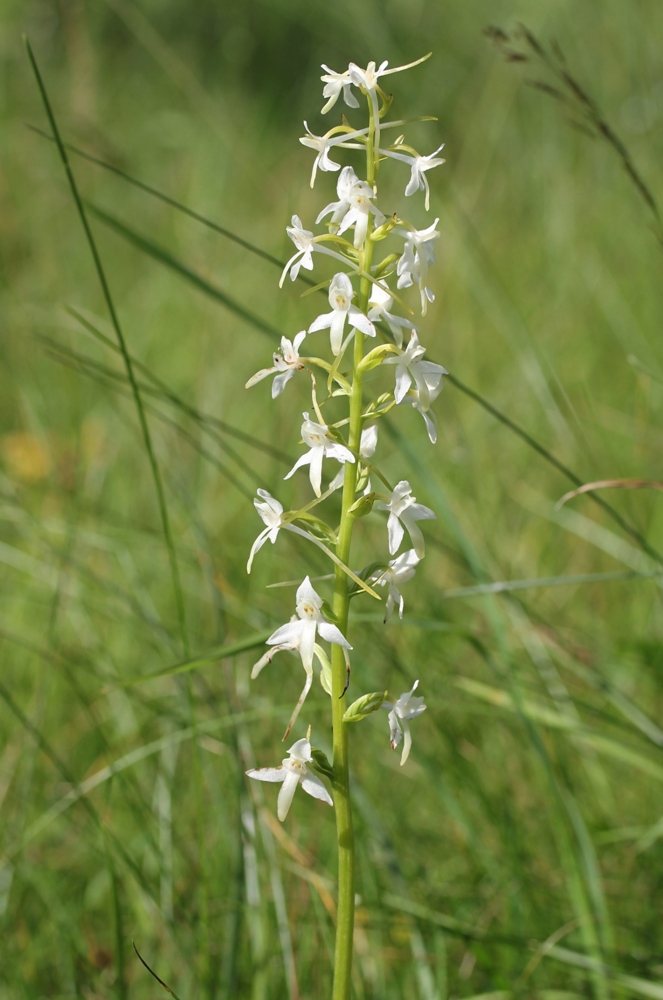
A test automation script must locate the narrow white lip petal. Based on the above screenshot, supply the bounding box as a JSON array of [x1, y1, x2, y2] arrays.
[[399, 720, 413, 766], [246, 527, 270, 573], [387, 512, 405, 554], [309, 446, 324, 497], [296, 620, 316, 676], [277, 770, 300, 821]]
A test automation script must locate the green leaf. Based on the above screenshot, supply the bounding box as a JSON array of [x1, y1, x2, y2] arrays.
[[343, 691, 387, 723], [309, 747, 334, 781]]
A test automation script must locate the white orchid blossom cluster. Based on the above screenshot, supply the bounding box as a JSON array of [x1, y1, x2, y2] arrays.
[[244, 56, 446, 821]]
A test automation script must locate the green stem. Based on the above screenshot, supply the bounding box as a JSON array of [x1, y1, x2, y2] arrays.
[[331, 94, 377, 1000]]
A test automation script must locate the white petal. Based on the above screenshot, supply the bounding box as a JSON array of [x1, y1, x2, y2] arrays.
[[299, 618, 318, 673], [301, 773, 333, 806], [309, 446, 324, 497], [325, 442, 355, 465], [399, 720, 413, 766], [284, 450, 313, 481], [296, 576, 321, 607], [309, 311, 334, 334], [359, 424, 378, 458], [247, 528, 270, 573], [393, 367, 412, 405], [329, 310, 347, 356], [272, 369, 295, 398], [293, 329, 308, 352], [387, 512, 405, 555], [246, 766, 286, 784], [403, 517, 425, 559], [283, 667, 313, 739], [318, 621, 352, 649], [348, 307, 376, 338], [288, 738, 312, 762], [245, 366, 276, 388], [409, 502, 436, 522], [267, 620, 304, 646], [277, 771, 300, 821]]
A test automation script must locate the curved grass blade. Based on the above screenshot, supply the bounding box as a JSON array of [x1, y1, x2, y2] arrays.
[[111, 630, 275, 688], [557, 479, 663, 509], [65, 306, 291, 464], [133, 941, 184, 1000], [86, 202, 283, 341], [446, 372, 663, 568], [25, 122, 317, 283], [24, 38, 189, 655]]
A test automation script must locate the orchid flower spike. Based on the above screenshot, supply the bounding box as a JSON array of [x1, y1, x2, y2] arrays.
[[299, 123, 369, 188], [246, 737, 333, 821], [309, 272, 376, 355], [371, 549, 420, 621], [367, 281, 416, 349], [383, 680, 426, 765], [284, 413, 355, 497], [253, 577, 352, 736], [376, 480, 436, 558], [320, 64, 360, 114], [383, 331, 447, 410], [396, 220, 440, 314], [279, 215, 350, 286], [317, 166, 385, 249], [381, 143, 446, 210], [245, 331, 307, 398]]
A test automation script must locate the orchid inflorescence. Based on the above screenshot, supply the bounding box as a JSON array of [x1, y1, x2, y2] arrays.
[[244, 55, 446, 826]]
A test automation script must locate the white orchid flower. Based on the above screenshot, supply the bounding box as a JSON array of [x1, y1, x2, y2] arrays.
[[317, 166, 384, 249], [253, 577, 352, 736], [367, 282, 416, 348], [245, 331, 307, 398], [279, 215, 351, 286], [396, 220, 440, 314], [382, 680, 426, 765], [284, 412, 355, 497], [299, 122, 369, 187], [246, 737, 333, 821], [383, 331, 447, 409], [348, 54, 430, 149], [308, 273, 376, 355], [329, 423, 378, 492], [399, 365, 446, 444], [320, 64, 360, 114], [376, 480, 436, 558], [247, 489, 284, 572], [371, 548, 420, 621], [380, 143, 446, 210]]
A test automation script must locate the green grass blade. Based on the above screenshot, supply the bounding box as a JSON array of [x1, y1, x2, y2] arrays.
[[86, 202, 283, 341], [111, 630, 274, 688], [24, 37, 190, 656]]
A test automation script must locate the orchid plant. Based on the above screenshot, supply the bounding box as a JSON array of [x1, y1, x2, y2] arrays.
[[244, 54, 445, 1000]]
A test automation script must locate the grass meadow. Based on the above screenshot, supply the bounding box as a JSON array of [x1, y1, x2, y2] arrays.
[[1, 0, 663, 997]]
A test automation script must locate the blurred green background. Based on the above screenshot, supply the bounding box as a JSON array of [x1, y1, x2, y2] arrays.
[[1, 0, 663, 997]]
